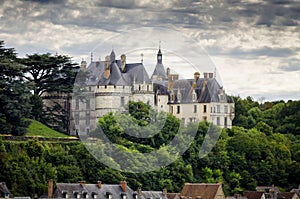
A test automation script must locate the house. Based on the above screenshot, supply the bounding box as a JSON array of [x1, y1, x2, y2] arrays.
[[277, 192, 299, 199], [0, 182, 13, 199], [243, 191, 266, 199], [291, 188, 300, 199], [70, 46, 234, 136], [179, 183, 225, 199], [47, 180, 167, 199]]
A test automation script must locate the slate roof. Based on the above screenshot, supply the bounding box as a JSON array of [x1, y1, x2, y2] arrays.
[[54, 183, 135, 199], [243, 191, 264, 199], [53, 182, 168, 199], [151, 63, 167, 80], [154, 78, 234, 104], [141, 191, 168, 199], [180, 183, 223, 199], [86, 60, 150, 86], [0, 182, 13, 198]]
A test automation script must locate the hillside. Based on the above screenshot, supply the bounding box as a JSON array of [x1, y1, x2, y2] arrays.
[[26, 119, 69, 138]]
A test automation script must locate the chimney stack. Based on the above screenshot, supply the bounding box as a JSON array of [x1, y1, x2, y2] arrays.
[[48, 179, 54, 198], [137, 187, 142, 196], [162, 188, 167, 197], [79, 181, 86, 186], [194, 72, 200, 82], [120, 180, 127, 192], [97, 181, 102, 189]]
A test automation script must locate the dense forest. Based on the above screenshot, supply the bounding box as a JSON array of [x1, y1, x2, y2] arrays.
[[1, 41, 300, 197]]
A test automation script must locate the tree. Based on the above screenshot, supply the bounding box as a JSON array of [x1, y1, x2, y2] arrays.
[[20, 53, 79, 133], [0, 41, 32, 135]]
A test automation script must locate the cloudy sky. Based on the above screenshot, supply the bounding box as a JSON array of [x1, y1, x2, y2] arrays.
[[1, 0, 299, 101]]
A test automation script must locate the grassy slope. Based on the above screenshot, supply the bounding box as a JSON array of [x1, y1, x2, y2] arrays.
[[26, 119, 69, 138]]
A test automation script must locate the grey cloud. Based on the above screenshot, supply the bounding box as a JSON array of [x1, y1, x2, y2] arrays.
[[279, 59, 300, 72], [207, 46, 295, 59]]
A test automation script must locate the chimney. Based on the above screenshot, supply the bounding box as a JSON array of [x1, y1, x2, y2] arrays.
[[137, 187, 142, 196], [48, 179, 54, 198], [162, 188, 167, 197], [120, 180, 127, 192], [121, 54, 126, 72], [80, 59, 87, 70], [97, 181, 102, 189], [194, 72, 200, 82], [166, 67, 170, 77], [104, 55, 111, 79], [79, 181, 86, 186]]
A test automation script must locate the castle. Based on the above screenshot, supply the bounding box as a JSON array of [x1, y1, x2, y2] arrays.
[[70, 47, 234, 136]]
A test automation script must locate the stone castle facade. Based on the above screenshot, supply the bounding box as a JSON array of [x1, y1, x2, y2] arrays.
[[70, 48, 234, 136]]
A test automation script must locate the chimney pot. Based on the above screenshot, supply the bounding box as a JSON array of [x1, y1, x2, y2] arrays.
[[137, 187, 142, 196], [97, 181, 102, 189], [48, 179, 54, 198], [120, 180, 127, 192], [79, 181, 86, 185]]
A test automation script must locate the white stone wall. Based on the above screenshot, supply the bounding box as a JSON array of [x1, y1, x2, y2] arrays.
[[156, 95, 169, 112]]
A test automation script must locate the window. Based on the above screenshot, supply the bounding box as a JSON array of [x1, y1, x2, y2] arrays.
[[170, 106, 173, 114], [121, 97, 125, 107], [89, 86, 91, 91], [224, 105, 228, 113], [105, 85, 107, 88], [177, 105, 180, 114], [86, 99, 90, 110], [203, 116, 207, 121], [194, 105, 197, 113], [224, 117, 228, 127], [75, 98, 79, 110], [203, 105, 207, 113], [139, 85, 141, 91], [217, 105, 221, 113], [216, 117, 220, 125], [75, 113, 79, 125], [86, 112, 90, 126], [147, 85, 149, 91]]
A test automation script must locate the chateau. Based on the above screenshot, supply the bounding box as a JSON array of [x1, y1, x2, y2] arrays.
[[70, 48, 234, 136]]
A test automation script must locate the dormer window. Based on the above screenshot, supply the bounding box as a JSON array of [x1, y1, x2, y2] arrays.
[[91, 192, 97, 199], [4, 193, 9, 198], [106, 192, 112, 199], [121, 192, 127, 199], [62, 191, 68, 198], [133, 192, 137, 199], [73, 191, 80, 198], [83, 191, 89, 198]]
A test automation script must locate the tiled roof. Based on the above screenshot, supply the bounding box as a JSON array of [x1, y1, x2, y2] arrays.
[[167, 193, 180, 199], [86, 60, 150, 86], [180, 183, 223, 199], [151, 63, 167, 80], [291, 189, 300, 198], [243, 191, 264, 199], [54, 183, 135, 199], [277, 192, 297, 199], [141, 191, 167, 199]]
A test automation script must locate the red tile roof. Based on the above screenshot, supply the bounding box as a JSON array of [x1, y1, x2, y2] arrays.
[[278, 192, 297, 199], [180, 183, 223, 199], [243, 191, 264, 199]]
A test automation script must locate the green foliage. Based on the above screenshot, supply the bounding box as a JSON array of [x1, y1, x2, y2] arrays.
[[26, 119, 70, 138], [0, 41, 32, 135]]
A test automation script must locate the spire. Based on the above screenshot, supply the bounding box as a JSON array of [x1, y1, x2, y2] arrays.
[[110, 49, 116, 63], [157, 41, 162, 64], [141, 53, 144, 63]]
